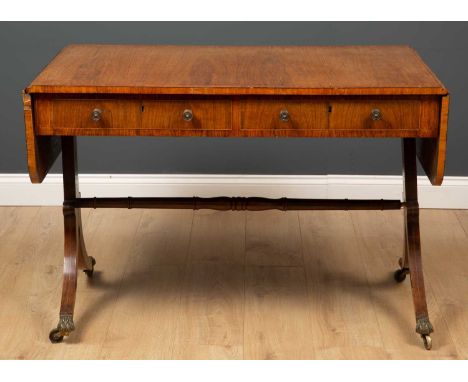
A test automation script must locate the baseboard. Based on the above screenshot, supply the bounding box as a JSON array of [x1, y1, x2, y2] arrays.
[[0, 174, 467, 209]]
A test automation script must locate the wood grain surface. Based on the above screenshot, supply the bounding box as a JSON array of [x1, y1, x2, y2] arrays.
[[51, 99, 141, 131], [239, 99, 329, 130], [416, 95, 450, 185], [329, 99, 421, 130], [26, 45, 447, 96], [24, 44, 449, 184], [33, 96, 441, 138], [142, 99, 232, 130], [1, 206, 467, 359], [22, 92, 61, 183]]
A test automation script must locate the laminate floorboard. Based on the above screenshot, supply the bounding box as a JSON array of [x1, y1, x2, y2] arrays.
[[0, 207, 466, 359]]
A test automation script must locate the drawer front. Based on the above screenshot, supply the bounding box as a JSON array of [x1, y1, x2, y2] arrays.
[[240, 99, 329, 130], [51, 99, 141, 130], [141, 100, 231, 130], [329, 100, 421, 130], [36, 96, 438, 138]]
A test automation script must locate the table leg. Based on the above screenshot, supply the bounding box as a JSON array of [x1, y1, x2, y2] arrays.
[[394, 138, 433, 350], [77, 207, 95, 275], [394, 227, 410, 282], [49, 137, 96, 343]]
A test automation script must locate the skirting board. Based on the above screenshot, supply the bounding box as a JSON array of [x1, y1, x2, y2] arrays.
[[0, 174, 467, 209]]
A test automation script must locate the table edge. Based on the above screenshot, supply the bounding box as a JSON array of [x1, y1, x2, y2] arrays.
[[24, 85, 449, 96]]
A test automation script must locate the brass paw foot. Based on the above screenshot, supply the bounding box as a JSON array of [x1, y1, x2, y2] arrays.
[[416, 317, 434, 335], [49, 314, 75, 343], [416, 317, 434, 350]]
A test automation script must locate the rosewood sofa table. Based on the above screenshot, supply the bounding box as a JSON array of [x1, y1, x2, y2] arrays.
[[22, 45, 449, 350]]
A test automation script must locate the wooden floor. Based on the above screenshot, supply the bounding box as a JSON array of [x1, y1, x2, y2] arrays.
[[1, 206, 468, 359]]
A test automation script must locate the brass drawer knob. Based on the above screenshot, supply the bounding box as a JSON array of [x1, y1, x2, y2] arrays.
[[279, 109, 289, 122], [183, 109, 193, 122], [91, 108, 102, 122], [371, 108, 382, 121]]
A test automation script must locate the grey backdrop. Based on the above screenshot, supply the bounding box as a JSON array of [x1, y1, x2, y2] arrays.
[[1, 22, 466, 175]]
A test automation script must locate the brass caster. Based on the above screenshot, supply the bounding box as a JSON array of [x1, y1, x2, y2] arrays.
[[83, 256, 96, 277], [394, 268, 408, 283], [422, 334, 432, 350], [49, 328, 65, 343]]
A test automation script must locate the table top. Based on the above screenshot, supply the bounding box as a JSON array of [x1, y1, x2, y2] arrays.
[[26, 44, 447, 96]]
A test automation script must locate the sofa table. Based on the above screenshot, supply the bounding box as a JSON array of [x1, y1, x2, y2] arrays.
[[22, 44, 449, 350]]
